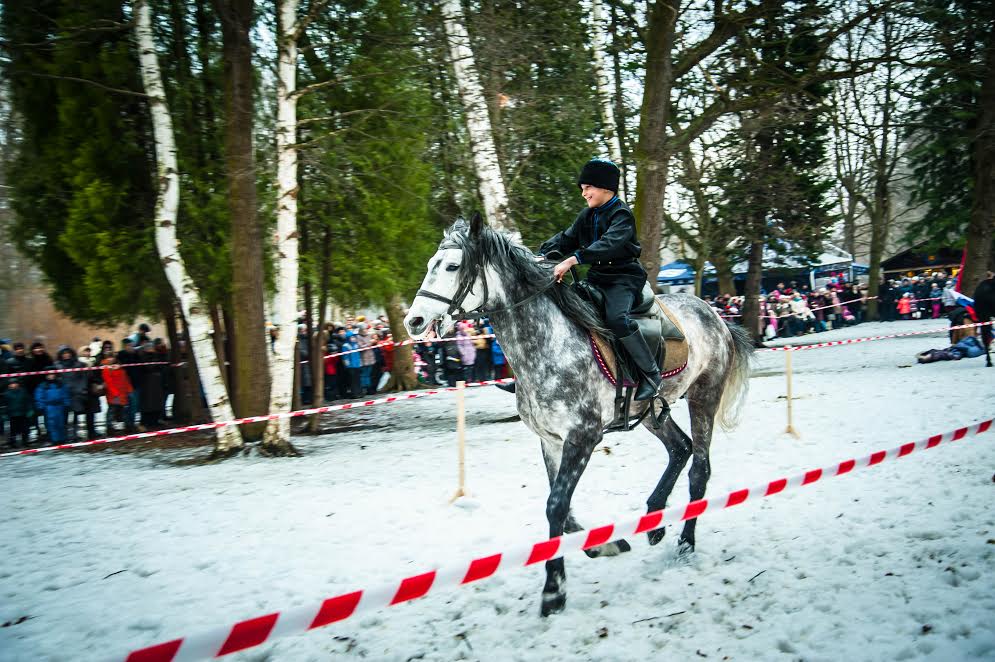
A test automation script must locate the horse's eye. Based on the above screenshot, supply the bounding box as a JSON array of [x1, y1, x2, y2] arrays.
[[446, 264, 460, 272]]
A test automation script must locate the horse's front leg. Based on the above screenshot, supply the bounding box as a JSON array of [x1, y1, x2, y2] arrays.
[[541, 430, 598, 616]]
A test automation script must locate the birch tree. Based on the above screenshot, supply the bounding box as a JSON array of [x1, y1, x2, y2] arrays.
[[440, 0, 518, 238], [590, 0, 624, 176], [262, 0, 303, 454], [135, 0, 242, 454]]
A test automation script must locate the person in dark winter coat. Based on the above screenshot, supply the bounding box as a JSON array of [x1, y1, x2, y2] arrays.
[[539, 158, 661, 402], [25, 342, 54, 435], [34, 373, 71, 443], [442, 332, 464, 386], [137, 345, 166, 429], [4, 378, 32, 447], [55, 347, 101, 440], [117, 339, 142, 430]]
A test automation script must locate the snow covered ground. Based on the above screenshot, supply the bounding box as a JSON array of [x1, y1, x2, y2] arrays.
[[1, 319, 993, 662]]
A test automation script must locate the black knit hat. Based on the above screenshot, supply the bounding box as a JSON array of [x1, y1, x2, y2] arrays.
[[577, 158, 620, 193]]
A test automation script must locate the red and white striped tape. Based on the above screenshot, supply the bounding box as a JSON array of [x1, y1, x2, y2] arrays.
[[2, 361, 174, 379], [0, 378, 517, 459], [114, 418, 993, 662], [761, 320, 994, 352]]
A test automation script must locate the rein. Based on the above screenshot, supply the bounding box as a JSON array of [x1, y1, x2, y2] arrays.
[[415, 259, 558, 321]]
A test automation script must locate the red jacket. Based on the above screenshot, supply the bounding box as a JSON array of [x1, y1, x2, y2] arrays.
[[102, 366, 133, 405]]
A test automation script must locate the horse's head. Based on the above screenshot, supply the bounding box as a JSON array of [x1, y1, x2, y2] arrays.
[[404, 212, 488, 340]]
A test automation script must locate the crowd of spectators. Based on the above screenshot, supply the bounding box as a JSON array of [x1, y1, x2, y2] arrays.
[[704, 271, 957, 340], [411, 319, 509, 387], [310, 315, 509, 401], [1, 323, 174, 448], [305, 314, 394, 404]]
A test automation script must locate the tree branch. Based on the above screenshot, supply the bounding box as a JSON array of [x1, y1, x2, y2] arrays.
[[20, 71, 147, 98], [291, 0, 332, 42], [673, 3, 765, 80]]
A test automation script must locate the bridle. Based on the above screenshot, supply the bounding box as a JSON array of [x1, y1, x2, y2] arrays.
[[415, 254, 558, 322]]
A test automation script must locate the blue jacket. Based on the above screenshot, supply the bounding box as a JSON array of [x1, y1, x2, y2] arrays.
[[35, 380, 71, 416], [341, 337, 362, 369]]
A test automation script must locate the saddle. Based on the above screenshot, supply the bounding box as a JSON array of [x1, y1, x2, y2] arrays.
[[577, 281, 689, 432], [579, 282, 687, 371]]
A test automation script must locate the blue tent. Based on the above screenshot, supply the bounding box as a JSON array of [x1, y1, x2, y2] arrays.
[[657, 261, 696, 285]]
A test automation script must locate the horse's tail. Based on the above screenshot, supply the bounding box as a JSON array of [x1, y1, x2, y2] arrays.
[[716, 321, 754, 432]]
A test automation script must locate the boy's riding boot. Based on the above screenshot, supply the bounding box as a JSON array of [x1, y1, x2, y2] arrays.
[[620, 330, 663, 401]]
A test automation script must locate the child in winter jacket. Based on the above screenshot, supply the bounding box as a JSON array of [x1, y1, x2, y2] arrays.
[[897, 293, 912, 320], [4, 379, 32, 448], [340, 332, 362, 398], [34, 374, 71, 443], [101, 356, 135, 434]]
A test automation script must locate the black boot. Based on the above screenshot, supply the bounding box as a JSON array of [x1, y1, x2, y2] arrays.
[[620, 330, 663, 401]]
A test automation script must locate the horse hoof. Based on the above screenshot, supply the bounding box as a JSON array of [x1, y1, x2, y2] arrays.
[[540, 592, 566, 617], [677, 537, 695, 555], [584, 538, 631, 558], [647, 527, 666, 546]]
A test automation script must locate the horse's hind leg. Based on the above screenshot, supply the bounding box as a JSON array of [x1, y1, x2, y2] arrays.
[[643, 415, 692, 546], [677, 400, 716, 553]]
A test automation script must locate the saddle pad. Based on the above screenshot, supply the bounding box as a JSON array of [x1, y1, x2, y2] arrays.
[[590, 300, 689, 386]]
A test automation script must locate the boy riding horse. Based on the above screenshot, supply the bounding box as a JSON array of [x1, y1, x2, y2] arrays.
[[539, 158, 663, 402]]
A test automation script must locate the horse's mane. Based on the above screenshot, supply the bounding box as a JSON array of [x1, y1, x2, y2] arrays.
[[444, 219, 609, 335]]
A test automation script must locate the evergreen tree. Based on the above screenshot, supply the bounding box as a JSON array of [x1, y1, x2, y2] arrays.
[[299, 0, 438, 349], [714, 0, 835, 337], [905, 0, 995, 291], [465, 1, 601, 248], [2, 0, 166, 325]]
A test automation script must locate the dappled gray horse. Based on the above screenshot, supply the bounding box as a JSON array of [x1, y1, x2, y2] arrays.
[[404, 214, 754, 616]]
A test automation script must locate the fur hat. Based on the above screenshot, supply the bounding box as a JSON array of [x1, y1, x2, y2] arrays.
[[577, 158, 620, 193]]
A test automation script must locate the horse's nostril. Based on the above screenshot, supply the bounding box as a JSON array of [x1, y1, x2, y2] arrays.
[[410, 316, 424, 329]]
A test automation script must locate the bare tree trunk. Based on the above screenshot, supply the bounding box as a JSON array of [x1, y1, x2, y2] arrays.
[[610, 3, 629, 199], [135, 0, 242, 453], [962, 27, 995, 294], [209, 305, 229, 389], [590, 0, 623, 168], [693, 257, 705, 297], [178, 310, 208, 423], [262, 0, 301, 455], [633, 0, 679, 291], [865, 199, 890, 321], [307, 226, 331, 433], [712, 252, 736, 298], [740, 238, 765, 342], [440, 0, 518, 238], [383, 293, 419, 392], [216, 0, 269, 440], [163, 302, 188, 422]]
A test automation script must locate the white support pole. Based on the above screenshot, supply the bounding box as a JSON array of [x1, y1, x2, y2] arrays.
[[785, 346, 799, 437], [450, 380, 467, 502]]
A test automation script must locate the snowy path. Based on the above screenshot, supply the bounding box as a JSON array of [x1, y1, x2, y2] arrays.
[[1, 321, 993, 661]]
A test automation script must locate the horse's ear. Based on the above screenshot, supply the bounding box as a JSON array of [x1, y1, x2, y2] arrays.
[[470, 211, 483, 237]]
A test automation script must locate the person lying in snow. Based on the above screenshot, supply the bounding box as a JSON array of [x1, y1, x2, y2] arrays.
[[916, 335, 985, 363]]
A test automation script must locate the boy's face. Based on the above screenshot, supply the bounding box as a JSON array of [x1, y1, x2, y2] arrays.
[[580, 184, 615, 209]]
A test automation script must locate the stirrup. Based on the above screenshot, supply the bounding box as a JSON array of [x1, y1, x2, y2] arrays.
[[649, 395, 671, 429]]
